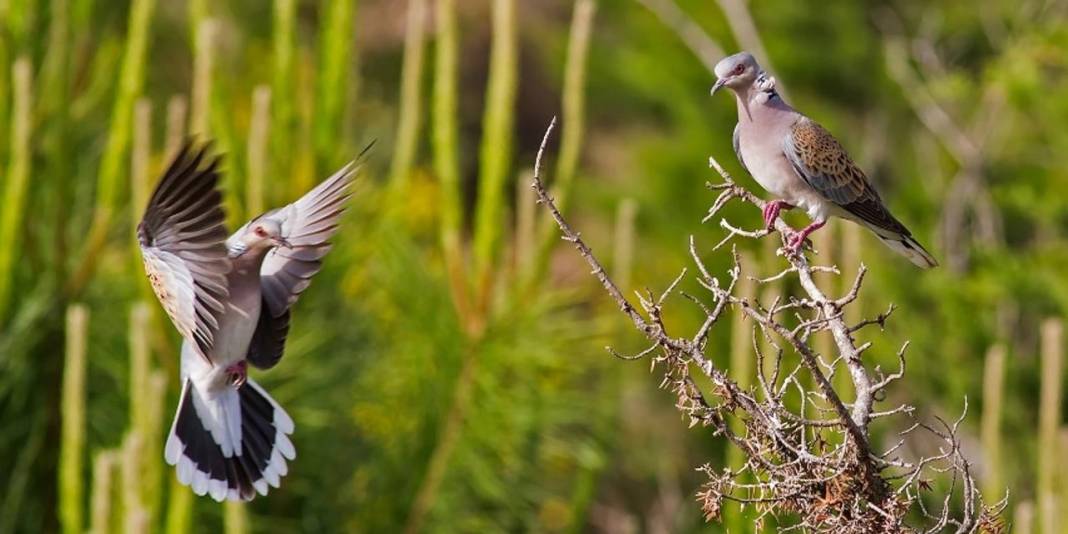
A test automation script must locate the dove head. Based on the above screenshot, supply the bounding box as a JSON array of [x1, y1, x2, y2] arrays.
[[711, 52, 761, 96], [242, 218, 290, 251]]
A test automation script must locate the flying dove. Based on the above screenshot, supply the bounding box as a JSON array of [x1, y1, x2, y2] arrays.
[[711, 51, 937, 268], [138, 141, 366, 501]]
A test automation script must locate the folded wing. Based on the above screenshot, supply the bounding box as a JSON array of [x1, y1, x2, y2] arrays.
[[137, 142, 231, 363]]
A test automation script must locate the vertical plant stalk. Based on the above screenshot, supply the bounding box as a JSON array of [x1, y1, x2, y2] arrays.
[[224, 502, 249, 534], [143, 370, 167, 530], [122, 432, 147, 534], [530, 0, 596, 283], [980, 343, 1005, 501], [190, 18, 216, 139], [611, 198, 637, 291], [164, 95, 188, 161], [247, 86, 272, 217], [723, 251, 754, 531], [431, 0, 470, 322], [131, 99, 152, 300], [164, 478, 193, 534], [388, 0, 428, 193], [88, 451, 116, 534], [472, 0, 517, 309], [0, 57, 31, 324], [271, 0, 296, 190], [515, 170, 537, 268], [129, 303, 150, 435], [59, 304, 89, 534], [1037, 318, 1062, 534], [314, 0, 355, 166], [70, 0, 156, 294]]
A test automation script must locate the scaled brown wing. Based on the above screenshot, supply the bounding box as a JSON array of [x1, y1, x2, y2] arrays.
[[247, 157, 362, 370], [137, 143, 231, 363], [783, 118, 909, 235]]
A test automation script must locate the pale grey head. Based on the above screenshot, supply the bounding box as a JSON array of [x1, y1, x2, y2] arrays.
[[240, 217, 290, 251], [711, 51, 761, 96]]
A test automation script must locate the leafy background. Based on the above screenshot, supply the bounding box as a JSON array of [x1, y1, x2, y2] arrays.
[[0, 0, 1066, 532]]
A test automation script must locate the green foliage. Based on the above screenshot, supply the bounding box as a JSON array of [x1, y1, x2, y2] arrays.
[[1, 0, 1067, 532]]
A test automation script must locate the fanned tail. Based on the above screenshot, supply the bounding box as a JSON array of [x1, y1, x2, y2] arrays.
[[164, 378, 296, 501]]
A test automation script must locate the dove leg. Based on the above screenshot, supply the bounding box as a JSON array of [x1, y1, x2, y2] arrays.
[[762, 200, 794, 230], [225, 360, 248, 387], [786, 220, 826, 254]]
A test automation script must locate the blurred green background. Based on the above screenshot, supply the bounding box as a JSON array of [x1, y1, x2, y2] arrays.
[[1, 0, 1066, 532]]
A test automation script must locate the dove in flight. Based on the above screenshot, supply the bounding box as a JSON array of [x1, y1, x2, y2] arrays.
[[137, 140, 367, 501], [711, 51, 937, 268]]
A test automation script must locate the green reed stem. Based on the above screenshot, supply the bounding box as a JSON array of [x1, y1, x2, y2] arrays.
[[388, 0, 427, 194], [143, 370, 166, 531], [472, 0, 517, 306], [314, 0, 355, 166], [59, 304, 88, 534], [164, 95, 188, 161], [271, 0, 296, 192], [980, 343, 1005, 501], [0, 57, 32, 324], [431, 0, 470, 320], [723, 251, 755, 531], [1038, 319, 1062, 534], [247, 86, 271, 217], [224, 502, 249, 534], [71, 0, 155, 295], [164, 478, 192, 534], [88, 450, 116, 534]]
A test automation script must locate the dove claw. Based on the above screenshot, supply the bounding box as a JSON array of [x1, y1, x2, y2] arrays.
[[225, 360, 248, 387], [762, 200, 794, 231], [784, 220, 826, 256]]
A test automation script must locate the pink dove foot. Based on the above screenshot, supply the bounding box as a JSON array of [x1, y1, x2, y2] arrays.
[[785, 220, 826, 255], [225, 360, 248, 387], [762, 200, 794, 231]]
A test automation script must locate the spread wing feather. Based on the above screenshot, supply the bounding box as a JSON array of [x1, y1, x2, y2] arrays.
[[138, 142, 231, 363], [246, 152, 366, 370]]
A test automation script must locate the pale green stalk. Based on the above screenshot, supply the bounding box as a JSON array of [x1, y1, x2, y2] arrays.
[[515, 170, 536, 269], [129, 303, 150, 433], [247, 86, 272, 217], [472, 0, 517, 303], [143, 370, 167, 531], [59, 304, 89, 534], [388, 0, 427, 193], [131, 99, 151, 236], [980, 344, 1005, 501], [71, 0, 156, 294], [1038, 319, 1062, 534], [88, 451, 116, 534], [224, 503, 249, 534], [610, 199, 637, 291], [431, 0, 469, 318], [164, 478, 192, 534], [0, 57, 32, 324], [164, 95, 188, 161], [42, 0, 72, 286], [121, 432, 146, 534], [314, 0, 355, 165], [530, 0, 596, 281], [724, 251, 755, 531], [272, 0, 296, 188], [190, 18, 216, 139]]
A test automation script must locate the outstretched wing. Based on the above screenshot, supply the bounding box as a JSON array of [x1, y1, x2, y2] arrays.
[[247, 156, 364, 369], [783, 118, 909, 235], [138, 142, 231, 363]]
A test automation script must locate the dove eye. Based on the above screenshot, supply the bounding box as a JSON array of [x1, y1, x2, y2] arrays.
[[254, 226, 268, 237], [733, 64, 745, 75]]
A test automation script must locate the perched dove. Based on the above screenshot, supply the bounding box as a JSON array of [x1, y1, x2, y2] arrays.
[[138, 141, 366, 501], [711, 51, 937, 268]]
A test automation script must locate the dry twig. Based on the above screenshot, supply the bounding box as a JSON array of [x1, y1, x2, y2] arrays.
[[531, 117, 1006, 533]]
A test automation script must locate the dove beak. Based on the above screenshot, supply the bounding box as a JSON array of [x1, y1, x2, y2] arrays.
[[273, 236, 292, 249], [711, 78, 727, 96]]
